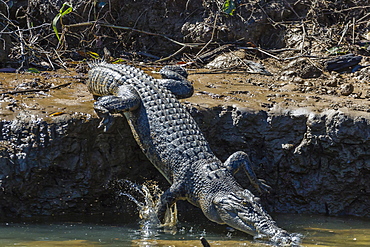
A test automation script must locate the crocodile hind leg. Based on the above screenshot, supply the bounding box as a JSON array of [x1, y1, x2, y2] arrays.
[[157, 66, 194, 99], [223, 151, 271, 193], [94, 85, 140, 132]]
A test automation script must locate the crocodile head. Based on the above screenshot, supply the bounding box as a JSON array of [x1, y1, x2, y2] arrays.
[[209, 189, 302, 246]]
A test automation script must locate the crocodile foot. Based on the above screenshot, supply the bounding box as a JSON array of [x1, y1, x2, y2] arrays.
[[97, 112, 115, 132], [224, 151, 271, 194], [256, 178, 271, 194]]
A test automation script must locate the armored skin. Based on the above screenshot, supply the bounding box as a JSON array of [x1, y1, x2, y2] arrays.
[[86, 62, 301, 246]]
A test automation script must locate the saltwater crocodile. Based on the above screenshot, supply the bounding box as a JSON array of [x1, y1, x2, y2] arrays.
[[86, 62, 301, 246]]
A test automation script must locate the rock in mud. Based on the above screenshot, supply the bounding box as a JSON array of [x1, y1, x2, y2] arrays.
[[365, 90, 370, 99], [325, 54, 362, 72], [205, 50, 272, 75], [281, 58, 322, 79], [340, 83, 354, 96]]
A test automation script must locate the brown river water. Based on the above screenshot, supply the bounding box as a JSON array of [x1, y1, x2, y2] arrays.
[[0, 213, 368, 246]]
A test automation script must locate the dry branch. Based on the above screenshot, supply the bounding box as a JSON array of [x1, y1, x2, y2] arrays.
[[65, 21, 199, 48], [1, 82, 72, 95]]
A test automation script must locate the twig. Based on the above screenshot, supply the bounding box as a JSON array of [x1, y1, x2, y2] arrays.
[[63, 21, 95, 28], [195, 44, 234, 64], [191, 70, 259, 75], [200, 237, 211, 247], [301, 23, 306, 54], [137, 51, 160, 60], [356, 12, 370, 24], [255, 48, 281, 60], [268, 48, 300, 52], [1, 82, 72, 95], [0, 22, 50, 35], [282, 0, 301, 19], [328, 5, 370, 13], [100, 23, 196, 48], [0, 1, 10, 35], [50, 82, 72, 90], [257, 3, 277, 26], [155, 46, 187, 62], [64, 21, 199, 48], [281, 54, 327, 60], [16, 27, 26, 72], [337, 22, 349, 46], [195, 13, 219, 57], [352, 17, 355, 45], [305, 57, 324, 73], [45, 53, 55, 70], [238, 46, 281, 60], [239, 45, 327, 61], [52, 48, 68, 70]]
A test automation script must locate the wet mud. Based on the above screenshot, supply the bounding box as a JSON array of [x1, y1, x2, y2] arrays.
[[0, 66, 369, 220]]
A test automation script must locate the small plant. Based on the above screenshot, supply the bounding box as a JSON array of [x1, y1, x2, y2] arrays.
[[52, 2, 73, 41], [223, 0, 236, 16]]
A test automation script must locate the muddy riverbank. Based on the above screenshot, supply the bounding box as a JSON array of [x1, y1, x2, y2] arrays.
[[0, 67, 369, 220]]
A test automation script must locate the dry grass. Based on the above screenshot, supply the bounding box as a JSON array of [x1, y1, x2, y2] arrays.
[[0, 0, 369, 70]]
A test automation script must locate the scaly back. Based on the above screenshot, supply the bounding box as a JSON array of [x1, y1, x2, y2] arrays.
[[87, 62, 217, 182]]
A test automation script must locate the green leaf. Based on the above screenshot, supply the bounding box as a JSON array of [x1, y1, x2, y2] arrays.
[[112, 58, 125, 64], [27, 68, 40, 73], [52, 2, 73, 41], [223, 0, 236, 16], [326, 46, 347, 55], [87, 51, 100, 59]]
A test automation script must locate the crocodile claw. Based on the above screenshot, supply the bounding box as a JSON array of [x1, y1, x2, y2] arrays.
[[257, 179, 271, 194], [97, 112, 115, 132]]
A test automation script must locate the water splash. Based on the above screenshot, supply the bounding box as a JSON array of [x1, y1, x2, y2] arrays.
[[117, 180, 160, 223], [115, 179, 177, 238]]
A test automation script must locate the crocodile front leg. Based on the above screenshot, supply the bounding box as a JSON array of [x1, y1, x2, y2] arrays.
[[94, 85, 140, 132], [223, 151, 271, 193]]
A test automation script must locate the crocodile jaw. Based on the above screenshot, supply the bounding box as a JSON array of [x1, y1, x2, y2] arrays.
[[213, 189, 302, 246]]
